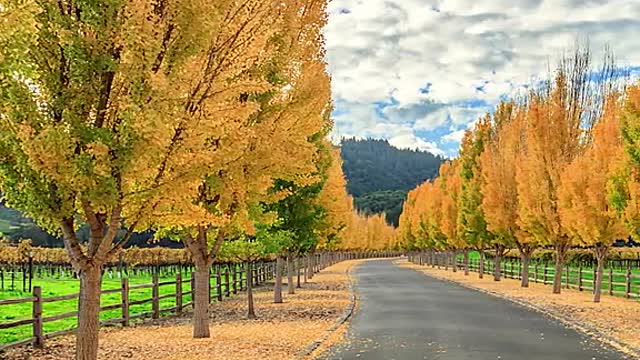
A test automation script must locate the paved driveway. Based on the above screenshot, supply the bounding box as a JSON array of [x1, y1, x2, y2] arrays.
[[320, 259, 626, 360]]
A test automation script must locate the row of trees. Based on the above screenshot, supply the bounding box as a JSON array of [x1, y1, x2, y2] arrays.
[[0, 0, 398, 358], [399, 47, 640, 303]]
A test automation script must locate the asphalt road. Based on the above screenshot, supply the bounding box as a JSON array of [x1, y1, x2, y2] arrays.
[[320, 259, 627, 360]]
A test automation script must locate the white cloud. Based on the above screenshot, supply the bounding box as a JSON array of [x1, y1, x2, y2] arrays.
[[442, 129, 467, 143], [326, 0, 640, 154], [389, 133, 446, 156]]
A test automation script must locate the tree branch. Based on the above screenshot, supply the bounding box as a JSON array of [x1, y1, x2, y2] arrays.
[[60, 217, 89, 270]]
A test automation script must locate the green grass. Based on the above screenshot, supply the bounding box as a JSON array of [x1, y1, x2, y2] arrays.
[[0, 270, 244, 345]]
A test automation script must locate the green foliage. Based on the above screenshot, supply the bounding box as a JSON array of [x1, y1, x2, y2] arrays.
[[266, 179, 326, 255], [219, 223, 292, 261]]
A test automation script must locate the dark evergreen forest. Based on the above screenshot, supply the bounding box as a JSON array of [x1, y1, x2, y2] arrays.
[[340, 138, 443, 226]]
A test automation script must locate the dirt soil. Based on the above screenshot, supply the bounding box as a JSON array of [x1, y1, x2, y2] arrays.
[[2, 260, 362, 360], [397, 259, 640, 358]]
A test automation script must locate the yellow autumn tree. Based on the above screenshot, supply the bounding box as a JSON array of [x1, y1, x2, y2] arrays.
[[559, 94, 628, 302], [0, 0, 288, 357], [317, 147, 353, 250], [147, 0, 331, 338], [457, 114, 494, 277]]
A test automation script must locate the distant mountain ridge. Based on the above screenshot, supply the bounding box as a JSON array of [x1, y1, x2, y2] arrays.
[[340, 138, 444, 226]]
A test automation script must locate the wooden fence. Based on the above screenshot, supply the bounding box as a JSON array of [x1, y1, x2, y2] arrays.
[[409, 253, 640, 299], [0, 251, 399, 351], [0, 262, 271, 351]]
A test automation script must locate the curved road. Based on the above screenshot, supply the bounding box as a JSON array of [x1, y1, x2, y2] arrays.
[[321, 259, 626, 360]]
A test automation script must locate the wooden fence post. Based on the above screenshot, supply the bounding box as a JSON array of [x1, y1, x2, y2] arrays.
[[626, 267, 632, 299], [565, 266, 569, 289], [232, 266, 238, 294], [32, 286, 43, 348], [216, 269, 223, 302], [176, 273, 183, 314], [254, 263, 260, 287], [121, 278, 130, 326], [608, 267, 613, 296], [152, 273, 159, 319], [543, 265, 548, 285], [225, 268, 230, 297], [241, 266, 246, 291], [534, 263, 538, 283], [577, 267, 582, 291]]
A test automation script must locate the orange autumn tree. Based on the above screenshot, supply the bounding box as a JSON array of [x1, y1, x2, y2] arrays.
[[481, 102, 538, 285], [399, 180, 436, 251], [516, 48, 615, 294], [439, 160, 465, 271], [559, 94, 628, 303], [398, 186, 420, 250]]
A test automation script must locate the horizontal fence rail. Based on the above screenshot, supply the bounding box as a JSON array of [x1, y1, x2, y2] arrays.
[[0, 251, 398, 351], [408, 252, 640, 299]]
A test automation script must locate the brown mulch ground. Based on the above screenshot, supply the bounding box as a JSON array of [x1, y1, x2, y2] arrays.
[[397, 259, 640, 357], [2, 260, 362, 360]]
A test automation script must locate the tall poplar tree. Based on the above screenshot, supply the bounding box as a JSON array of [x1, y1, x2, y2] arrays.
[[457, 116, 492, 277], [516, 48, 614, 294], [439, 161, 464, 271], [559, 95, 628, 302], [481, 104, 539, 286]]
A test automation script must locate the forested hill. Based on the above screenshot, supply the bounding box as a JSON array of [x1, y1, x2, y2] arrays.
[[340, 138, 444, 226]]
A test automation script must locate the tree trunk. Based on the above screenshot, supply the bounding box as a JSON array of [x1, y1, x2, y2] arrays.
[[192, 263, 210, 338], [287, 254, 295, 295], [553, 243, 569, 294], [463, 250, 469, 276], [274, 256, 283, 303], [296, 258, 301, 288], [307, 253, 313, 280], [478, 250, 484, 279], [593, 247, 608, 303], [303, 256, 308, 284], [521, 252, 531, 288], [493, 253, 502, 281], [76, 265, 102, 360], [246, 262, 256, 319]]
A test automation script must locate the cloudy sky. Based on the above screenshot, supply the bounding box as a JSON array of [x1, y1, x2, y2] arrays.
[[324, 0, 640, 157]]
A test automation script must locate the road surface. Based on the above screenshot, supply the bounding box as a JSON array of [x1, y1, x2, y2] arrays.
[[320, 259, 626, 360]]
